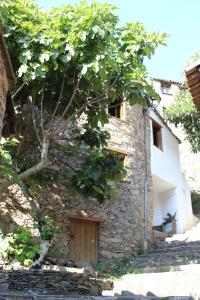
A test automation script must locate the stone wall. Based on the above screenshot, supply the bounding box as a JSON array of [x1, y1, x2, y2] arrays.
[[0, 52, 9, 139], [0, 269, 112, 296], [0, 186, 34, 236], [0, 103, 153, 263]]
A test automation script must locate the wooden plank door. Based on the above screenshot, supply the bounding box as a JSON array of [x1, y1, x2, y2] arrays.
[[69, 219, 98, 264]]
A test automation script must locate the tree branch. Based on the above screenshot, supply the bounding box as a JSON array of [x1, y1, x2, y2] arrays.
[[49, 77, 81, 137], [0, 138, 50, 193], [47, 68, 67, 133], [11, 82, 27, 99]]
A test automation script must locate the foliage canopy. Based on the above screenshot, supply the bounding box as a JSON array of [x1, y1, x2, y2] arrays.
[[0, 0, 166, 203], [165, 89, 200, 153]]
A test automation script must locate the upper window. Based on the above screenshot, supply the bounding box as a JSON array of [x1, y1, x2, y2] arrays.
[[108, 98, 125, 120], [161, 82, 171, 95], [152, 120, 163, 151]]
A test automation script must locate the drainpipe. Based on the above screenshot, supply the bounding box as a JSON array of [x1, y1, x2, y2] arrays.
[[142, 105, 150, 252]]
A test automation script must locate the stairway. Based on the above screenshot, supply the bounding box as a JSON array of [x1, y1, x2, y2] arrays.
[[130, 240, 200, 273], [103, 222, 200, 298]]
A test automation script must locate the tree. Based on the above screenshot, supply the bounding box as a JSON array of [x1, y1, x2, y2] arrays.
[[165, 87, 200, 153], [0, 0, 166, 266]]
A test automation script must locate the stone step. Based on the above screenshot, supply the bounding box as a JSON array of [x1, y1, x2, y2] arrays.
[[131, 260, 200, 271], [132, 251, 200, 262], [132, 255, 200, 263], [155, 240, 200, 249], [0, 294, 194, 300], [0, 272, 8, 292], [147, 248, 200, 256], [148, 244, 200, 254], [137, 263, 200, 273], [132, 256, 200, 265], [130, 252, 200, 270]]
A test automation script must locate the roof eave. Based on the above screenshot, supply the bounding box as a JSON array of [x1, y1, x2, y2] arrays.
[[185, 61, 200, 112]]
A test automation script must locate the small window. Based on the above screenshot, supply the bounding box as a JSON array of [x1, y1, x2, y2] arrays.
[[162, 106, 166, 113], [161, 83, 171, 95], [108, 98, 125, 120], [152, 120, 163, 150], [107, 149, 126, 167]]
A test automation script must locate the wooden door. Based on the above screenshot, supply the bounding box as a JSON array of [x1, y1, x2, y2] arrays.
[[69, 219, 98, 264]]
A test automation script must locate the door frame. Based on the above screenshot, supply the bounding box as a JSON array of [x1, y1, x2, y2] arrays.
[[67, 215, 104, 264]]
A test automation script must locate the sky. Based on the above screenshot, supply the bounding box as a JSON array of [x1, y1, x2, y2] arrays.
[[37, 0, 200, 82]]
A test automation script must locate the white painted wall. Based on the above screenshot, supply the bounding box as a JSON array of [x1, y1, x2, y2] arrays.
[[150, 110, 194, 233], [152, 191, 163, 226], [150, 110, 181, 186]]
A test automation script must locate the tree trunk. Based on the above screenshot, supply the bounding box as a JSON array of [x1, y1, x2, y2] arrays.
[[32, 240, 50, 268]]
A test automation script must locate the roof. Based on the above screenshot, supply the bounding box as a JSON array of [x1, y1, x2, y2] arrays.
[[153, 78, 183, 87], [0, 24, 16, 90], [185, 60, 200, 112]]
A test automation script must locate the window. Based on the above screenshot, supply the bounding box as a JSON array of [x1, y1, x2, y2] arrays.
[[106, 148, 128, 180], [161, 83, 171, 95], [162, 106, 167, 114], [108, 98, 125, 120], [107, 149, 127, 167], [152, 120, 163, 150]]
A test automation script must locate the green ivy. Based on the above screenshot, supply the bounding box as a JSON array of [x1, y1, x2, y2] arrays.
[[0, 226, 40, 267], [33, 215, 59, 241], [0, 215, 58, 267], [69, 148, 126, 203], [0, 137, 19, 179]]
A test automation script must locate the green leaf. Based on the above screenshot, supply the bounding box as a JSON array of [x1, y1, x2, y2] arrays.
[[18, 64, 28, 77], [39, 52, 50, 63], [81, 64, 88, 75]]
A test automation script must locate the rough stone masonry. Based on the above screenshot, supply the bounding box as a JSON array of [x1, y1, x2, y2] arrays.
[[44, 104, 153, 261], [0, 26, 15, 139], [0, 102, 153, 263]]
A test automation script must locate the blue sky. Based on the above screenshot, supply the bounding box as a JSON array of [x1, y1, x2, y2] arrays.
[[37, 0, 200, 82]]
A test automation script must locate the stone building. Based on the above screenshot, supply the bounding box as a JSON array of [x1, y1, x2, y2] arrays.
[[38, 103, 153, 264], [0, 34, 194, 264], [38, 97, 193, 264], [1, 90, 194, 265], [0, 101, 154, 265], [0, 25, 16, 139]]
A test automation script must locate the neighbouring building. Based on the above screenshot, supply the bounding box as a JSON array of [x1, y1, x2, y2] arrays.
[[150, 109, 193, 233], [0, 25, 16, 139], [153, 79, 200, 194]]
